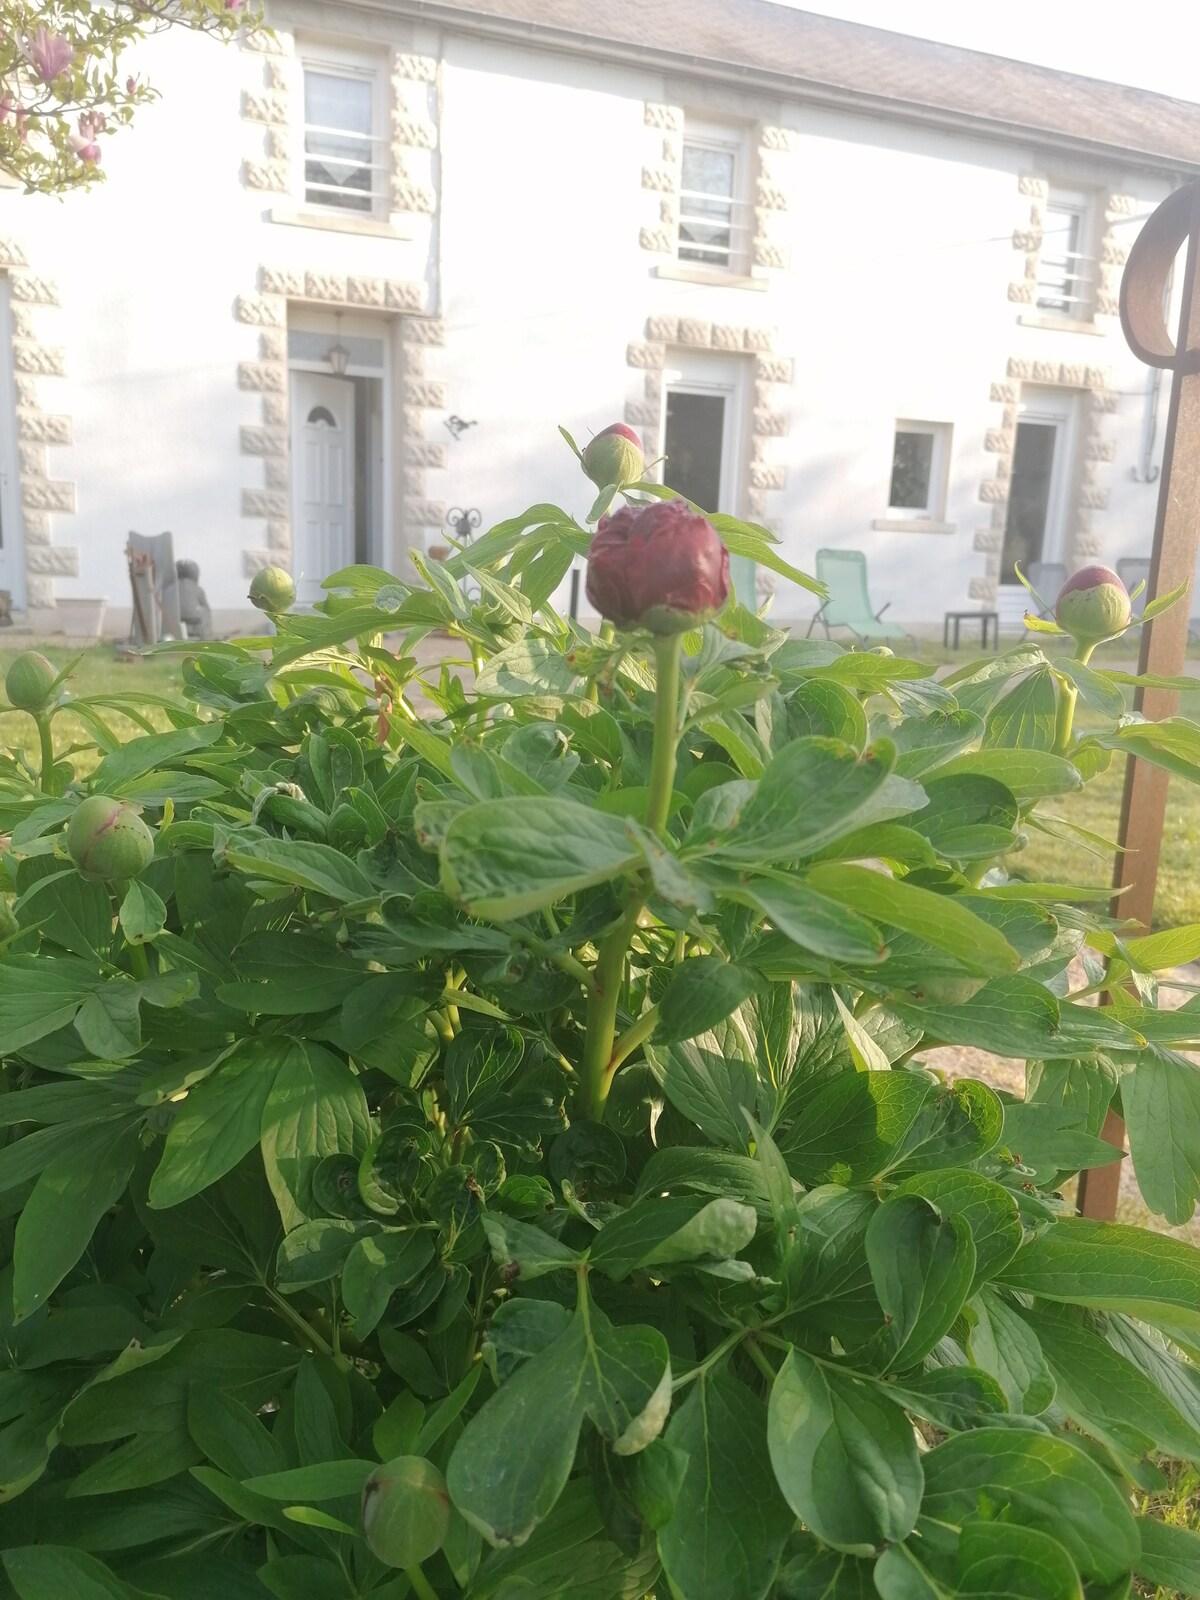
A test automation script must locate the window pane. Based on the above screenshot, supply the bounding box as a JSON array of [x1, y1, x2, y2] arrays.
[[682, 144, 735, 198], [679, 143, 735, 264], [304, 70, 373, 212], [1000, 422, 1058, 582], [664, 392, 725, 513], [305, 70, 372, 134], [889, 431, 934, 510], [1038, 204, 1083, 314]]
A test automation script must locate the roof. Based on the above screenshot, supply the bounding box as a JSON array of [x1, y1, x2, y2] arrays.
[[377, 0, 1200, 172]]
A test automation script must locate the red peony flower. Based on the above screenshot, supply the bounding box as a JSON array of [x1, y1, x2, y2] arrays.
[[586, 500, 730, 634]]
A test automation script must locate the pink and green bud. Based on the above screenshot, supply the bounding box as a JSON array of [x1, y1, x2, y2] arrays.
[[67, 795, 155, 882], [587, 500, 730, 635], [5, 651, 58, 713], [1055, 564, 1132, 644], [582, 423, 645, 491], [248, 565, 296, 614], [361, 1456, 450, 1568]]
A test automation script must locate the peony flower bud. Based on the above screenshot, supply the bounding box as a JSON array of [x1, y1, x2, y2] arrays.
[[582, 423, 645, 491], [248, 566, 296, 614], [361, 1456, 450, 1568], [5, 650, 58, 712], [587, 500, 730, 634], [1055, 564, 1132, 644], [67, 795, 155, 882]]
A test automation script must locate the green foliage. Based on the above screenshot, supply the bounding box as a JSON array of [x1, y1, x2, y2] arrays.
[[4, 464, 1200, 1598]]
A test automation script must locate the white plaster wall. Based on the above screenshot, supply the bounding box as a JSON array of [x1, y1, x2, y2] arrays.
[[433, 36, 662, 563], [7, 26, 262, 621], [2, 13, 1186, 629]]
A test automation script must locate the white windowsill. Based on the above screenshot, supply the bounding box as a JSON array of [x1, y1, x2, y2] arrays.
[[269, 206, 411, 240], [654, 263, 768, 291], [872, 517, 956, 535], [1017, 312, 1106, 336]]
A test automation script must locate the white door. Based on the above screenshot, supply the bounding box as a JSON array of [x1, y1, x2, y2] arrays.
[[290, 370, 354, 604], [662, 352, 754, 604], [998, 388, 1079, 629], [0, 281, 24, 608]]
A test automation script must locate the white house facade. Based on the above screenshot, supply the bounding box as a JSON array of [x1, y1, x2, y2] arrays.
[[3, 0, 1199, 635]]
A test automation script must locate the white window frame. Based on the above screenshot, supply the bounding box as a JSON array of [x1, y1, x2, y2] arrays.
[[886, 420, 951, 521], [296, 43, 388, 221], [677, 117, 752, 276], [1037, 187, 1096, 321]]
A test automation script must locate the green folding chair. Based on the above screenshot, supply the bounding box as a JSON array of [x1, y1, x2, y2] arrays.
[[807, 549, 913, 646]]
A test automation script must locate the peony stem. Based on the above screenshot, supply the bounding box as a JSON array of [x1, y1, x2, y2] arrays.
[[1054, 639, 1096, 755], [405, 1566, 440, 1600], [580, 633, 684, 1120], [646, 634, 682, 835], [35, 712, 55, 794], [580, 893, 643, 1122], [609, 1004, 660, 1075]]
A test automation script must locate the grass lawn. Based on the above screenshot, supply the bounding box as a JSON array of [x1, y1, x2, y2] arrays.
[[0, 645, 183, 776]]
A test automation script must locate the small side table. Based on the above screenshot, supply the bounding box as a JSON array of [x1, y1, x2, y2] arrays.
[[943, 610, 1000, 651]]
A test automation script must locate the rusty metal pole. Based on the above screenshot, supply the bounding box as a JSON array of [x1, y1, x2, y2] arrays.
[[1077, 179, 1200, 1220]]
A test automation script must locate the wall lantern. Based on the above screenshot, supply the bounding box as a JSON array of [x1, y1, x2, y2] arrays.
[[327, 313, 350, 377]]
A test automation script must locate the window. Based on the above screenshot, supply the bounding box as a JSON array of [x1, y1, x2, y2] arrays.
[[678, 120, 749, 272], [887, 421, 951, 520], [1037, 188, 1095, 319], [301, 52, 385, 215]]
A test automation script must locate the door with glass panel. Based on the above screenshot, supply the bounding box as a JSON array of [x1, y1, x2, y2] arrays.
[[998, 388, 1079, 627], [662, 353, 754, 605]]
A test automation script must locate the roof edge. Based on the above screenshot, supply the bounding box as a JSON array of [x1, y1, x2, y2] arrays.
[[357, 0, 1200, 177]]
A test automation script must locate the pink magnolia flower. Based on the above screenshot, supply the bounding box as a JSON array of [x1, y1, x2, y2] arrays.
[[24, 26, 74, 85], [70, 111, 103, 163]]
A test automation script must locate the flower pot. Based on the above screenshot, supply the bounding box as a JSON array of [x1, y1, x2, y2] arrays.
[[56, 598, 108, 639]]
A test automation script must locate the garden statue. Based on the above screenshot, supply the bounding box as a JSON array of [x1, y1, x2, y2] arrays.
[[175, 557, 214, 641]]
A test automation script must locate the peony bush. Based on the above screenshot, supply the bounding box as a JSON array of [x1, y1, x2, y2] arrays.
[[3, 436, 1200, 1598]]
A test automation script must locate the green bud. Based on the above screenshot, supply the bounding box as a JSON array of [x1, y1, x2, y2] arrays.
[[5, 650, 58, 713], [67, 795, 155, 882], [248, 565, 296, 614], [582, 423, 645, 491], [1054, 565, 1132, 644], [361, 1456, 450, 1569]]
